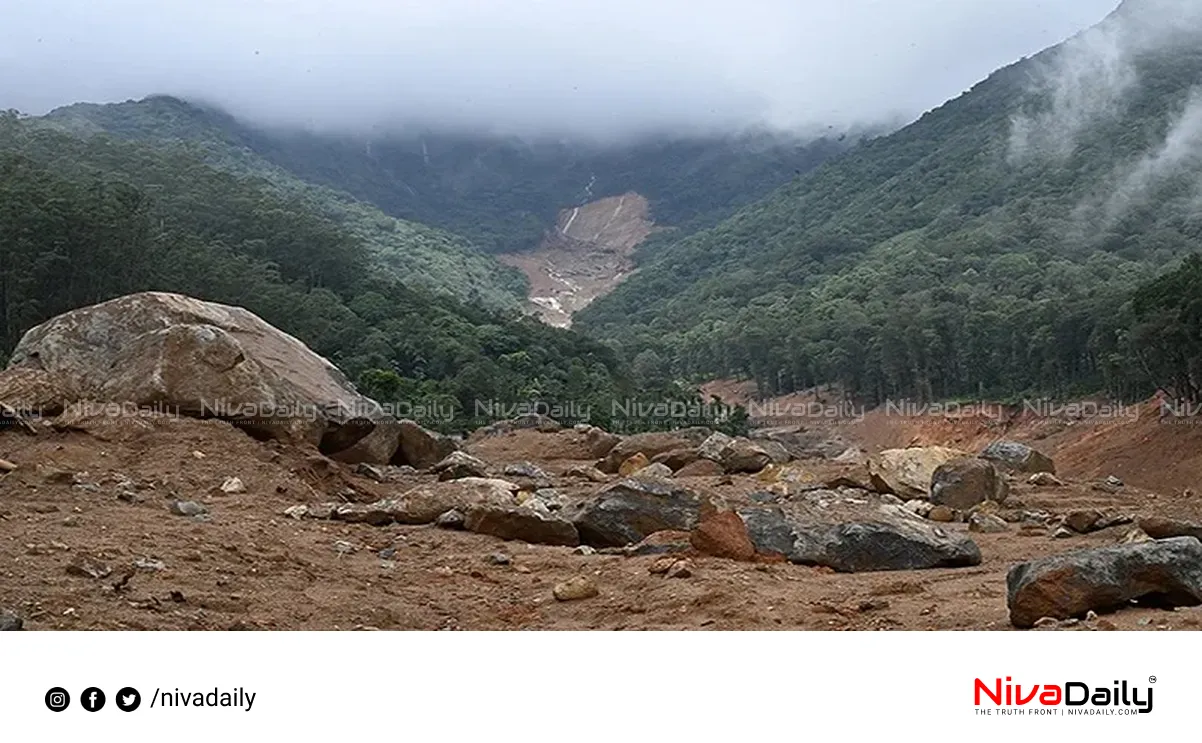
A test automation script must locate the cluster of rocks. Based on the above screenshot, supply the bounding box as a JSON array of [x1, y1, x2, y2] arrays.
[[286, 453, 985, 574]]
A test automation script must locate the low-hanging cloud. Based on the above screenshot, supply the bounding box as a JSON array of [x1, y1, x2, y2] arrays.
[[1009, 0, 1202, 162], [1, 0, 1119, 139]]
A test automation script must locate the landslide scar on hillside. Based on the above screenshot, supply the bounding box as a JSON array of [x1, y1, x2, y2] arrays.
[[498, 192, 654, 327]]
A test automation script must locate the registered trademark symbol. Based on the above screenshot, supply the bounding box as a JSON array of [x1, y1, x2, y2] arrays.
[[1149, 676, 1157, 684]]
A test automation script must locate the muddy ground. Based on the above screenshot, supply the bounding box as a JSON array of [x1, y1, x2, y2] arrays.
[[3, 414, 1201, 631]]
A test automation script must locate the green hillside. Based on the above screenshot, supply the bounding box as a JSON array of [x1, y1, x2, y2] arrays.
[[577, 3, 1202, 404], [43, 96, 852, 255], [39, 97, 528, 310]]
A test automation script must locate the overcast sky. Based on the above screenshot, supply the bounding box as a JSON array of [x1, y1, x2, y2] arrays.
[[0, 0, 1122, 138]]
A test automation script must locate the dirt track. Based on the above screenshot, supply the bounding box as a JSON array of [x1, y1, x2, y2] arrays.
[[3, 415, 1202, 631]]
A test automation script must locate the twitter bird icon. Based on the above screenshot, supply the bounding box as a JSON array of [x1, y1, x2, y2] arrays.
[[116, 687, 141, 712]]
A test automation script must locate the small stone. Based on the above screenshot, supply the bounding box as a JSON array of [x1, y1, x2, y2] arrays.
[[433, 566, 454, 577], [1052, 526, 1075, 539], [1137, 617, 1152, 626], [565, 465, 609, 483], [674, 459, 725, 477], [192, 450, 206, 459], [1095, 618, 1118, 631], [904, 499, 934, 517], [356, 463, 386, 482], [1085, 610, 1099, 622], [1027, 472, 1065, 487], [690, 511, 756, 561], [503, 462, 548, 480], [618, 453, 651, 476], [553, 575, 599, 601], [283, 505, 309, 520], [1064, 509, 1104, 534], [1106, 475, 1124, 488], [1033, 616, 1060, 630], [169, 500, 208, 517], [665, 559, 694, 579], [487, 552, 512, 566], [219, 477, 246, 494], [1119, 527, 1153, 545], [377, 547, 397, 560], [134, 557, 166, 571], [0, 610, 23, 631], [968, 512, 1009, 534], [858, 598, 890, 613], [333, 540, 357, 556], [632, 462, 674, 480], [66, 553, 112, 579], [648, 556, 677, 575], [435, 509, 466, 529], [928, 505, 957, 523], [573, 545, 597, 556], [61, 514, 81, 527], [0, 459, 16, 472]]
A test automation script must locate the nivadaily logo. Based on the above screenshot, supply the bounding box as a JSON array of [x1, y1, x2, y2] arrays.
[[974, 677, 1154, 716]]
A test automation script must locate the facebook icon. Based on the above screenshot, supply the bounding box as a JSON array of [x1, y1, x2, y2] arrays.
[[81, 687, 106, 712]]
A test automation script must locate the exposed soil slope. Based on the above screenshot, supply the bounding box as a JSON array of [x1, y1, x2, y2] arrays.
[[703, 379, 1201, 496], [499, 193, 654, 327]]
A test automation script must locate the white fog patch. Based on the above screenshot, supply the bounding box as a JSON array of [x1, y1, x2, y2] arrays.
[[1107, 90, 1202, 219], [1008, 24, 1136, 163]]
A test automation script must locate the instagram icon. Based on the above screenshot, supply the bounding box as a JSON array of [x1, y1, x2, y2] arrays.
[[45, 687, 70, 712]]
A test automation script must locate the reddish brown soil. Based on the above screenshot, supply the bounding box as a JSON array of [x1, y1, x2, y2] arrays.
[[704, 379, 1202, 496], [4, 413, 1202, 631]]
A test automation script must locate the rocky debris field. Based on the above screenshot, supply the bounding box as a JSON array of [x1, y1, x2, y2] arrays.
[[3, 293, 1202, 631], [4, 410, 1202, 631]]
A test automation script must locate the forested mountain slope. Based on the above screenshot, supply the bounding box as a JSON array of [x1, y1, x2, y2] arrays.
[[42, 96, 853, 255], [37, 98, 528, 310], [578, 0, 1202, 404]]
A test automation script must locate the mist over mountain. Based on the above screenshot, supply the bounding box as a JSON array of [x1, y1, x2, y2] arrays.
[[3, 0, 1118, 139], [577, 0, 1202, 405]]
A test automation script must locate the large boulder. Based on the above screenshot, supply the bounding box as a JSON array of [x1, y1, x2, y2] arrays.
[[565, 478, 716, 547], [1006, 538, 1202, 628], [980, 441, 1056, 474], [1137, 517, 1202, 541], [868, 447, 969, 499], [464, 505, 580, 546], [432, 451, 491, 481], [390, 478, 519, 524], [2, 292, 393, 459], [690, 511, 756, 561], [930, 458, 1009, 509], [397, 420, 458, 469], [583, 426, 622, 459], [0, 367, 82, 416], [737, 490, 981, 572], [651, 448, 702, 471], [750, 426, 850, 460], [698, 432, 773, 474], [600, 432, 695, 473], [468, 414, 562, 440]]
